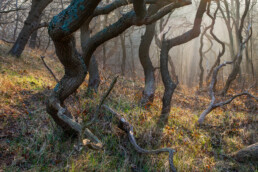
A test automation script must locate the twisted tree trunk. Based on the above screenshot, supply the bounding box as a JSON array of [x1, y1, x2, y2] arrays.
[[139, 5, 159, 106], [158, 0, 207, 125], [46, 0, 191, 134], [139, 22, 156, 106], [47, 0, 101, 134], [158, 41, 177, 125], [199, 25, 212, 89], [205, 1, 225, 90]]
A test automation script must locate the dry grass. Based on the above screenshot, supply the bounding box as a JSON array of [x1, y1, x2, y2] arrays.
[[0, 41, 257, 172]]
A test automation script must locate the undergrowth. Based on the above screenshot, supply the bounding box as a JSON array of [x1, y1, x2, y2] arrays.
[[0, 41, 257, 172]]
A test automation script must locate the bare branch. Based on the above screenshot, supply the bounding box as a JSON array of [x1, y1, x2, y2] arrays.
[[93, 0, 155, 17], [103, 105, 177, 172], [198, 24, 255, 124], [166, 0, 207, 48], [40, 56, 59, 83], [85, 76, 118, 126], [0, 7, 26, 14]]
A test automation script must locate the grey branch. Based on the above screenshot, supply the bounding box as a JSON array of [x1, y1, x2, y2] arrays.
[[103, 105, 177, 172], [85, 76, 118, 126]]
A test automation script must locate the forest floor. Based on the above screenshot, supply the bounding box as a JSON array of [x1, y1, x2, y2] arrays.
[[0, 40, 257, 172]]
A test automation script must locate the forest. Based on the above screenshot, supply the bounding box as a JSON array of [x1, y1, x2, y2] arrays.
[[0, 0, 257, 171]]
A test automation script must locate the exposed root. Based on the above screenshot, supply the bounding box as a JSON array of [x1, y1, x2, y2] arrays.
[[103, 105, 177, 172], [47, 96, 103, 150]]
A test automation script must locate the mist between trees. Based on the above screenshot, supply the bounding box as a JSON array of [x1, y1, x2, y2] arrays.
[[1, 0, 257, 86]]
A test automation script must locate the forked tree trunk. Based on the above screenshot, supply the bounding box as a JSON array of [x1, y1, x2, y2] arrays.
[[9, 0, 52, 57], [158, 0, 207, 125], [47, 0, 101, 134], [46, 0, 191, 134]]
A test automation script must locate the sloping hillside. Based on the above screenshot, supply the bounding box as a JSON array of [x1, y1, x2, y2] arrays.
[[0, 41, 257, 171]]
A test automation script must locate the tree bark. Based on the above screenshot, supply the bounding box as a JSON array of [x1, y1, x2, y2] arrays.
[[120, 33, 127, 76], [158, 0, 207, 125], [29, 16, 41, 49], [139, 5, 159, 106], [139, 23, 156, 105], [29, 30, 38, 49], [46, 0, 191, 133], [47, 0, 101, 134], [158, 41, 177, 126], [87, 56, 100, 95], [168, 54, 177, 82], [80, 20, 100, 95], [9, 0, 52, 57]]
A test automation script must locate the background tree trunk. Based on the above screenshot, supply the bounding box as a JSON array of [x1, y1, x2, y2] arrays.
[[29, 16, 41, 49], [9, 0, 52, 57], [80, 20, 100, 95], [120, 33, 127, 76]]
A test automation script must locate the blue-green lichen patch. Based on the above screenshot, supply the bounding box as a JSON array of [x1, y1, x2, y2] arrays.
[[48, 0, 86, 33]]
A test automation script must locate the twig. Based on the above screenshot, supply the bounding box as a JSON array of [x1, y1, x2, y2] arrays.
[[1, 38, 15, 43], [85, 76, 119, 126], [40, 56, 59, 83], [0, 8, 26, 14]]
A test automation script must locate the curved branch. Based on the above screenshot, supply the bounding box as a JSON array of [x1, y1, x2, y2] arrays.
[[103, 105, 177, 172], [83, 0, 192, 66], [166, 0, 207, 48], [206, 1, 225, 87], [93, 0, 155, 17]]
